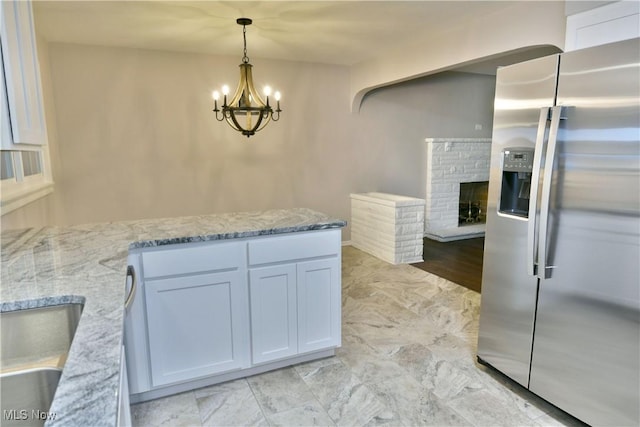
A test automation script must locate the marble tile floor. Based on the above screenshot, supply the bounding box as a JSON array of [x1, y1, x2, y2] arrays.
[[131, 246, 585, 427]]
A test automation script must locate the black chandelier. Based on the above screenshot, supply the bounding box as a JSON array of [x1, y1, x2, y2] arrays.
[[212, 18, 282, 137]]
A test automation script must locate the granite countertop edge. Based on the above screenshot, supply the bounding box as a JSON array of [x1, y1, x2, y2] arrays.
[[129, 221, 347, 249], [0, 208, 346, 426], [0, 294, 87, 312]]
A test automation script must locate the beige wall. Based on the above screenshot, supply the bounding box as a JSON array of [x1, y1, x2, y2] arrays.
[[2, 43, 497, 239], [46, 44, 356, 225], [352, 72, 496, 200], [350, 0, 566, 110]]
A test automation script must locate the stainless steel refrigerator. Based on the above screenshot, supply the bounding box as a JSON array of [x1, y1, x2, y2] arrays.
[[477, 37, 639, 427]]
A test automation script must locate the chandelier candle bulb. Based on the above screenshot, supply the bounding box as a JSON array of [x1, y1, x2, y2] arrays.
[[275, 91, 281, 111], [222, 85, 229, 105], [264, 86, 272, 107], [212, 91, 220, 110]]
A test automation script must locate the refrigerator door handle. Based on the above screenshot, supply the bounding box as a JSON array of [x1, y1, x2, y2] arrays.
[[527, 107, 551, 276], [538, 105, 565, 279]]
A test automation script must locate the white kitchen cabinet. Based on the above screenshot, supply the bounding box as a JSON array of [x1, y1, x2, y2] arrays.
[[249, 264, 298, 364], [0, 0, 47, 147], [145, 269, 249, 387], [249, 259, 341, 365], [297, 259, 341, 353], [126, 240, 250, 391], [565, 1, 639, 51], [1, 50, 13, 145], [247, 230, 342, 364], [125, 229, 342, 403]]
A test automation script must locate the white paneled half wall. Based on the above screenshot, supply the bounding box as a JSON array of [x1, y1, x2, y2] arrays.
[[425, 138, 491, 241]]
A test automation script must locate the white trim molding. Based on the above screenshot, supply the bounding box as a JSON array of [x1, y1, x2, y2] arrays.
[[1, 180, 53, 215]]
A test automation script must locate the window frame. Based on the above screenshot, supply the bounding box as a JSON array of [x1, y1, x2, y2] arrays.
[[0, 146, 53, 215]]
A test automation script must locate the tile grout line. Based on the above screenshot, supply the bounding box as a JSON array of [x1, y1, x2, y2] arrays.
[[245, 377, 272, 426]]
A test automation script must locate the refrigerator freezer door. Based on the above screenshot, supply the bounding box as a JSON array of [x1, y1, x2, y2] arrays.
[[529, 38, 640, 427], [477, 54, 559, 387]]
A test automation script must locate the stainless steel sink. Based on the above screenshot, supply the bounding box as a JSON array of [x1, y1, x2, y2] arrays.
[[1, 368, 61, 426], [1, 303, 83, 426]]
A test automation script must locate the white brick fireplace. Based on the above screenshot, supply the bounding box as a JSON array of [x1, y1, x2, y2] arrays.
[[424, 138, 492, 241]]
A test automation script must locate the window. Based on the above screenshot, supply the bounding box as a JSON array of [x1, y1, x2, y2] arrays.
[[22, 150, 42, 177], [0, 0, 54, 215], [1, 150, 46, 183], [0, 148, 53, 214], [1, 151, 14, 180]]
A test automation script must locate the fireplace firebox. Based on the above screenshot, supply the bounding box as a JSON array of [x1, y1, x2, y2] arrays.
[[458, 181, 489, 226]]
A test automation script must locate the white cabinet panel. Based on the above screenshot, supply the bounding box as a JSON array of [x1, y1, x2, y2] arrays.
[[248, 230, 340, 265], [249, 265, 298, 364], [565, 1, 640, 51], [117, 345, 132, 427], [1, 52, 13, 145], [145, 270, 249, 387], [297, 259, 341, 353], [141, 240, 244, 278], [0, 0, 47, 147]]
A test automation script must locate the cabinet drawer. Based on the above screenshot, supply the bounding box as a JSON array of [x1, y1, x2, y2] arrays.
[[248, 230, 340, 266], [142, 241, 245, 278]]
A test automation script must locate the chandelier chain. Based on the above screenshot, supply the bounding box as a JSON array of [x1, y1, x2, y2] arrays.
[[242, 24, 249, 64]]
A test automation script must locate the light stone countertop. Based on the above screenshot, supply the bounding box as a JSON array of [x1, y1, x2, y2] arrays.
[[0, 208, 346, 426]]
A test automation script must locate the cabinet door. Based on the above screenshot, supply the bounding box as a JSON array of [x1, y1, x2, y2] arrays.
[[1, 51, 14, 145], [565, 1, 639, 51], [0, 0, 47, 147], [145, 270, 249, 387], [297, 259, 341, 354], [249, 265, 298, 364]]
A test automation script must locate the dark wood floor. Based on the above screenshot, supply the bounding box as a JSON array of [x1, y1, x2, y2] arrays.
[[411, 237, 485, 293]]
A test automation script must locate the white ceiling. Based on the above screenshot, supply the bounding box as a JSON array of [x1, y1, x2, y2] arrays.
[[34, 1, 520, 67]]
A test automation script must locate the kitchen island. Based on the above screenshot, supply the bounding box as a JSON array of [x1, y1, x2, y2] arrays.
[[0, 208, 346, 426]]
